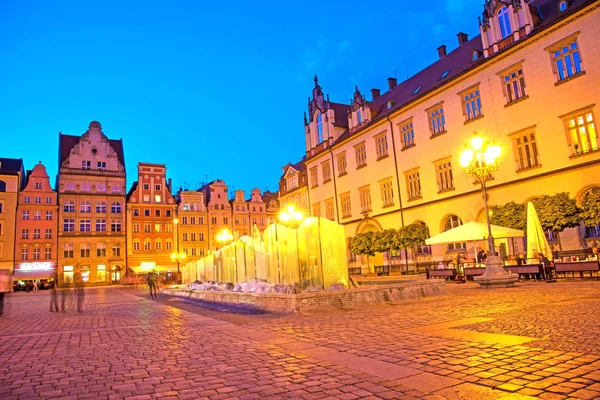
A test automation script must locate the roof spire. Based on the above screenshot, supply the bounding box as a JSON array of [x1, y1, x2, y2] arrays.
[[314, 75, 319, 87]]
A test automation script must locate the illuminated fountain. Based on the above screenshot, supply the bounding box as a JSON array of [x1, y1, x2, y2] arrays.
[[181, 215, 349, 291]]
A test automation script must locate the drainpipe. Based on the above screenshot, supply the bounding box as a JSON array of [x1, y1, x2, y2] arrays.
[[328, 147, 340, 223]]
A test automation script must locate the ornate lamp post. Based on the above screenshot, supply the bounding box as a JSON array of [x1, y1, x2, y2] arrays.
[[459, 132, 518, 287], [171, 218, 185, 284], [216, 228, 236, 282], [279, 205, 305, 287]]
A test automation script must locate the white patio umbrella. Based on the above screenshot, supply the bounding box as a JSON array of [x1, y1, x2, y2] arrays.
[[526, 202, 553, 260], [425, 221, 524, 245], [425, 221, 524, 263]]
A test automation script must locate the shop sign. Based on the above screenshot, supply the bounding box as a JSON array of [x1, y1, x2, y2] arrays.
[[17, 262, 54, 271]]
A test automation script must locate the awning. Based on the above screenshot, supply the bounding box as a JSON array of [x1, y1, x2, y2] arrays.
[[425, 221, 524, 245], [13, 269, 56, 280]]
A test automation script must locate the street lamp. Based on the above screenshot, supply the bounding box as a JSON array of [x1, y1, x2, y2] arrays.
[[172, 218, 184, 283], [279, 205, 305, 287], [459, 132, 518, 287]]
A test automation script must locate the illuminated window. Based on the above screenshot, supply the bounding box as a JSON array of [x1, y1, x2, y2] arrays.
[[563, 108, 597, 156], [155, 195, 162, 202], [154, 224, 162, 233], [405, 169, 422, 200], [97, 265, 106, 281]]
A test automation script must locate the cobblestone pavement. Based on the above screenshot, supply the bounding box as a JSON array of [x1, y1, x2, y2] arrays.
[[1, 281, 600, 399]]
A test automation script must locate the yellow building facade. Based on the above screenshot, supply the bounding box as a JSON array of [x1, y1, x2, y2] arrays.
[[279, 159, 310, 219], [302, 0, 600, 272], [0, 158, 25, 274]]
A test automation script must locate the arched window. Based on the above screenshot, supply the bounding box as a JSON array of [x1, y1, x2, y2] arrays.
[[80, 201, 91, 213], [498, 7, 512, 39], [559, 1, 568, 12], [444, 215, 466, 251], [357, 109, 362, 124], [183, 203, 189, 211], [64, 201, 75, 212], [111, 202, 122, 213], [472, 51, 479, 61], [0, 180, 6, 192], [96, 202, 107, 213], [316, 113, 323, 144]]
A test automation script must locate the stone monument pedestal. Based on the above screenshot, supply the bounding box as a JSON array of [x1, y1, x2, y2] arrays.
[[475, 255, 519, 288]]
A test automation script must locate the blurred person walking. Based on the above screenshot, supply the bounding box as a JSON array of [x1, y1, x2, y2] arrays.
[[74, 272, 85, 313], [49, 272, 59, 312], [147, 270, 158, 299]]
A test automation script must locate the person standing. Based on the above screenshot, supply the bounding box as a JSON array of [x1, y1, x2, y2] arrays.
[[49, 272, 59, 312], [0, 270, 13, 317], [74, 272, 85, 313], [147, 270, 158, 299]]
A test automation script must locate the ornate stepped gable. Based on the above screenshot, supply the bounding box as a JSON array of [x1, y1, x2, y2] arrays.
[[60, 121, 125, 172]]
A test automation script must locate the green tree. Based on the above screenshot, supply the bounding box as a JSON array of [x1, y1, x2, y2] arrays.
[[490, 202, 527, 230], [373, 229, 396, 253], [532, 193, 582, 232], [349, 232, 378, 270], [581, 187, 600, 226]]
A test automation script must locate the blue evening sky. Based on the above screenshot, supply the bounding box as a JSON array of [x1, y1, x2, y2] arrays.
[[0, 0, 482, 196]]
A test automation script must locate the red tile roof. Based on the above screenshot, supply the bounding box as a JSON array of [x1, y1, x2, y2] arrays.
[[58, 133, 125, 168]]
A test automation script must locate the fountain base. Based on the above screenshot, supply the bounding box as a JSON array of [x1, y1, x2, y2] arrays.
[[161, 280, 447, 313], [474, 255, 519, 288]]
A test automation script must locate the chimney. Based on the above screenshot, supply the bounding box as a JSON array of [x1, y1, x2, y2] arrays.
[[371, 88, 381, 100], [437, 45, 447, 59], [387, 77, 397, 90], [457, 32, 469, 47]]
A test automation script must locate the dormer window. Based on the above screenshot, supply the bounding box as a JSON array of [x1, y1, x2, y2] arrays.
[[357, 109, 363, 124], [559, 1, 568, 12], [412, 87, 422, 95], [316, 113, 323, 144], [440, 70, 449, 79], [387, 101, 393, 110], [472, 51, 479, 61], [498, 7, 512, 39]]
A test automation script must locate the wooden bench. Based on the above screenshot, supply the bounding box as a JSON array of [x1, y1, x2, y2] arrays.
[[374, 265, 390, 276], [464, 268, 485, 279], [554, 261, 599, 278], [347, 266, 362, 276], [504, 264, 543, 280], [426, 268, 457, 280]]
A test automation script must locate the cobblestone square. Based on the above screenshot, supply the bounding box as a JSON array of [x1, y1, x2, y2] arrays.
[[1, 281, 600, 399]]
